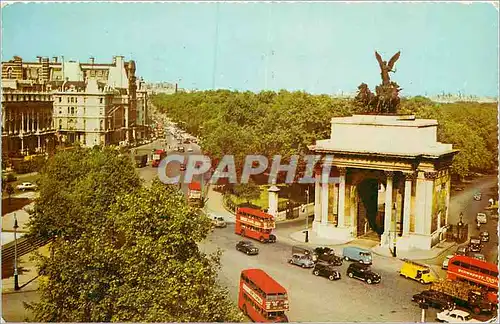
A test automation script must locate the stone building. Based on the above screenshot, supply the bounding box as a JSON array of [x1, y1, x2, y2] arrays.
[[1, 55, 150, 156], [308, 114, 459, 251]]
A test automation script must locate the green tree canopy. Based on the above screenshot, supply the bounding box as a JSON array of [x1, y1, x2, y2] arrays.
[[27, 149, 243, 322], [152, 91, 497, 181]]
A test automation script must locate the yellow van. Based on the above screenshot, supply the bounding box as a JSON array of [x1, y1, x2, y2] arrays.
[[399, 259, 436, 284]]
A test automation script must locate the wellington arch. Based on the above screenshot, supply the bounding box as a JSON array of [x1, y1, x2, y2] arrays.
[[307, 114, 459, 251]]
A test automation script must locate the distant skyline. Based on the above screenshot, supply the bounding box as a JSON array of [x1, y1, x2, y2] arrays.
[[1, 1, 499, 97]]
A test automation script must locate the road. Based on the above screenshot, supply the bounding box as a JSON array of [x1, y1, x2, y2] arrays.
[[137, 120, 431, 322], [145, 118, 498, 322]]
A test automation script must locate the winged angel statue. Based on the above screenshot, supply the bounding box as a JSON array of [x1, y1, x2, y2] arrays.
[[375, 51, 401, 86]]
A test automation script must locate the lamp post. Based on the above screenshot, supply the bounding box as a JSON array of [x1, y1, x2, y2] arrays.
[[13, 213, 20, 291], [419, 301, 428, 322], [304, 188, 310, 243]]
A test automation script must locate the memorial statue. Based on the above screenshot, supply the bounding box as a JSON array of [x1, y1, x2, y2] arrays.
[[375, 51, 401, 86]]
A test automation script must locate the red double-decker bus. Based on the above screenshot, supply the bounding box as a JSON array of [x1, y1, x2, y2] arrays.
[[447, 255, 498, 304], [235, 207, 276, 243], [151, 149, 166, 167], [239, 269, 289, 323]]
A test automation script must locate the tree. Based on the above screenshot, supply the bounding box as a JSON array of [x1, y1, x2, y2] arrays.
[[6, 183, 14, 205], [27, 170, 244, 321], [233, 180, 261, 204], [26, 146, 141, 241]]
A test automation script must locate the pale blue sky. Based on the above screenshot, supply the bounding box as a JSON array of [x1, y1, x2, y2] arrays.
[[2, 1, 498, 97]]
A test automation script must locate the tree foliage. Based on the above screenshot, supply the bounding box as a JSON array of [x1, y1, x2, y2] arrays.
[[152, 90, 497, 180], [26, 148, 243, 322]]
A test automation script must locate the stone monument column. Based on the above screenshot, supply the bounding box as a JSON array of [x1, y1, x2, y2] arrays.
[[402, 172, 414, 236], [314, 170, 321, 223], [382, 171, 394, 245], [268, 185, 280, 218], [321, 171, 329, 225], [337, 167, 347, 227]]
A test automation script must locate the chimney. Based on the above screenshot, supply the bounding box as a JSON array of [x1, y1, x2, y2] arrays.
[[175, 83, 178, 93], [112, 56, 117, 65], [53, 56, 58, 63], [89, 57, 95, 64], [37, 56, 42, 63]]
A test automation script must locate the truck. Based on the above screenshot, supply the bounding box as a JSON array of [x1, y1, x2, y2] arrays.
[[429, 279, 496, 315], [188, 182, 203, 207], [134, 154, 148, 168], [151, 149, 167, 168]]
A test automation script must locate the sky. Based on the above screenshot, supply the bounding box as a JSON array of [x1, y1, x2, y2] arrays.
[[1, 1, 499, 97]]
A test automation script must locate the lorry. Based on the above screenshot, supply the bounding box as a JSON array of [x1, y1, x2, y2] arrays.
[[188, 182, 203, 207], [134, 154, 148, 168], [430, 279, 496, 315], [151, 149, 167, 168]]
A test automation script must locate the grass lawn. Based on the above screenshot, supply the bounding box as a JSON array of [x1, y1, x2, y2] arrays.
[[229, 184, 289, 210]]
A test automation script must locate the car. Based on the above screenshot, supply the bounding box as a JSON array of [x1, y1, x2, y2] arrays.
[[442, 255, 454, 270], [289, 253, 315, 268], [412, 290, 455, 310], [236, 241, 259, 255], [16, 182, 38, 191], [473, 192, 482, 201], [455, 246, 469, 256], [468, 237, 482, 253], [177, 146, 185, 152], [313, 247, 343, 266], [212, 216, 227, 228], [480, 231, 489, 242], [312, 262, 341, 281], [465, 252, 486, 262], [187, 147, 194, 152], [436, 309, 481, 323], [346, 263, 381, 284], [476, 213, 487, 224]]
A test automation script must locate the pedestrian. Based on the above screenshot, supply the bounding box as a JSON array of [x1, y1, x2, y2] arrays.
[[476, 221, 481, 230]]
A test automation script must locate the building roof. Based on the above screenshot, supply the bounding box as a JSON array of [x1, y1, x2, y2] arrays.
[[238, 207, 273, 219], [242, 269, 287, 294]]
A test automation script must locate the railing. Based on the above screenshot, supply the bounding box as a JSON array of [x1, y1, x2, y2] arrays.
[[1, 236, 53, 271]]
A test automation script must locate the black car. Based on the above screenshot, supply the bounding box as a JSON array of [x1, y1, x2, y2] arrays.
[[312, 262, 341, 281], [346, 263, 381, 284], [236, 241, 259, 255], [411, 290, 455, 311], [313, 247, 343, 266]]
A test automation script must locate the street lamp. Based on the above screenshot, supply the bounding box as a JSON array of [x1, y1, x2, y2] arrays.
[[419, 301, 428, 322], [13, 213, 20, 291]]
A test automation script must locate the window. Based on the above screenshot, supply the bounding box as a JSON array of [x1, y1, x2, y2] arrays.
[[100, 120, 104, 130], [71, 107, 74, 115], [67, 107, 70, 114], [75, 97, 78, 103], [67, 97, 70, 103], [6, 67, 13, 79], [100, 98, 103, 104], [83, 120, 86, 130], [58, 97, 62, 103], [59, 109, 62, 114], [59, 119, 62, 130], [71, 97, 74, 103]]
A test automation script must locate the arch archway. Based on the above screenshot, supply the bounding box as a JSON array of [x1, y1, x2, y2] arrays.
[[357, 178, 383, 236]]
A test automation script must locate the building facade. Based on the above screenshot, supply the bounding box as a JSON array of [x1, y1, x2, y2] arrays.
[[308, 114, 459, 251], [1, 55, 150, 156]]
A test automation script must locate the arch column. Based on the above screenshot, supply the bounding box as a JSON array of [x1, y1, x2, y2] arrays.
[[381, 171, 394, 245], [321, 171, 329, 225], [337, 167, 347, 227], [402, 172, 415, 236], [314, 171, 321, 223]]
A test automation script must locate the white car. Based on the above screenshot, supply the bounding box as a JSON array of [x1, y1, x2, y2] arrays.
[[436, 309, 481, 323], [476, 213, 487, 224], [16, 182, 38, 191], [442, 255, 454, 270], [187, 147, 194, 152]]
